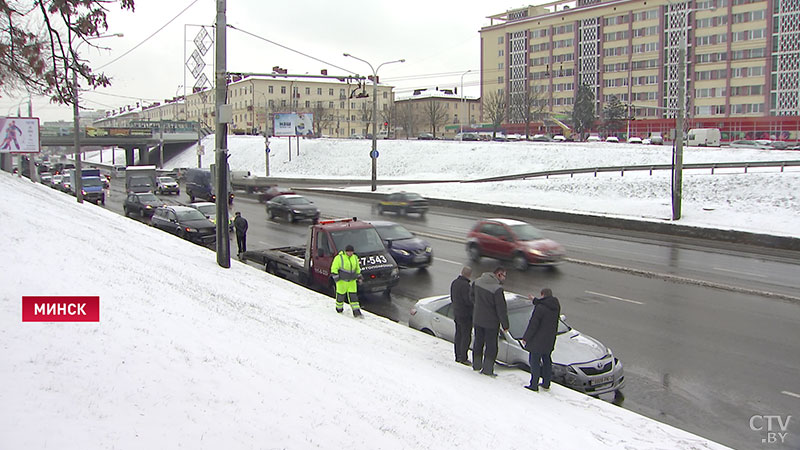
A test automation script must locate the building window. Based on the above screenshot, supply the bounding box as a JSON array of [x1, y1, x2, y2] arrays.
[[498, 49, 504, 57], [498, 36, 504, 44], [317, 88, 322, 95], [281, 86, 286, 94], [329, 88, 334, 96]]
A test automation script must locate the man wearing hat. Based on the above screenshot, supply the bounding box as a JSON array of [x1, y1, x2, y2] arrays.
[[330, 244, 363, 317], [233, 211, 248, 257]]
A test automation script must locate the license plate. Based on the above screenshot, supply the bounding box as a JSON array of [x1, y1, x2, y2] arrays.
[[590, 375, 614, 386], [413, 255, 428, 262]]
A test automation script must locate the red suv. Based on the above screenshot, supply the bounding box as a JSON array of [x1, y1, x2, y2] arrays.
[[466, 218, 565, 270]]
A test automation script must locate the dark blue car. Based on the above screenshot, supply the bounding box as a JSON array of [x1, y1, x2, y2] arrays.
[[369, 221, 433, 269]]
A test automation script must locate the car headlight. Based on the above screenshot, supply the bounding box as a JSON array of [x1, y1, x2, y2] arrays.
[[396, 249, 410, 256], [391, 268, 399, 277], [425, 247, 432, 253], [185, 227, 198, 232], [145, 205, 152, 209], [529, 248, 544, 256], [292, 209, 302, 214]]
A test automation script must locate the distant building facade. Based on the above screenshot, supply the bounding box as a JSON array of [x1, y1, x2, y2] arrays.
[[185, 75, 395, 137], [480, 0, 800, 140], [394, 88, 480, 139]]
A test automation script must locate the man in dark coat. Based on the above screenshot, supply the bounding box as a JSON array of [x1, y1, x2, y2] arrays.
[[521, 288, 561, 391], [471, 266, 509, 377], [450, 266, 473, 365], [233, 211, 248, 257]]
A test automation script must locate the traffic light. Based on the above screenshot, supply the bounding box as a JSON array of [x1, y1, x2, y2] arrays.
[[383, 121, 389, 127]]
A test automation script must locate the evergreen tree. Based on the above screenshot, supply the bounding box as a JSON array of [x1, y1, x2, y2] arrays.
[[602, 95, 628, 136], [571, 84, 597, 141]]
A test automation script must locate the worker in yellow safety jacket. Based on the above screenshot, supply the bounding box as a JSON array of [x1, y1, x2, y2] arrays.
[[330, 244, 363, 317]]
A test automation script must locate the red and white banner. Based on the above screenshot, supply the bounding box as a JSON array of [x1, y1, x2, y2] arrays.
[[22, 296, 100, 322]]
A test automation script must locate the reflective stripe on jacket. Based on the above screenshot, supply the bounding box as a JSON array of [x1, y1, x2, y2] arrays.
[[330, 251, 361, 294]]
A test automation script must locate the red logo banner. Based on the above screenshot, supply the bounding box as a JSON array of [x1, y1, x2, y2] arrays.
[[22, 296, 100, 322]]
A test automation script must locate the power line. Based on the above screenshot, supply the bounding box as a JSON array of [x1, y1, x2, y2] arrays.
[[96, 0, 202, 70], [226, 24, 358, 75]]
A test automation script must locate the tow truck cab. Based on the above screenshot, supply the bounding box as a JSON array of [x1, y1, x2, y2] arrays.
[[308, 218, 400, 294]]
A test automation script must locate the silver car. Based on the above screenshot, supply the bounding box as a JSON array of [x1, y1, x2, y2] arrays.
[[409, 292, 625, 397]]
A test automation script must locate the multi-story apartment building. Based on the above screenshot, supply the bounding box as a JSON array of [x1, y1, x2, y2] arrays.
[[393, 88, 480, 138], [185, 75, 395, 138], [481, 0, 800, 141]]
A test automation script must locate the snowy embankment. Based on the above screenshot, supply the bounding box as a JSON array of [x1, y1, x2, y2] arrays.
[[0, 173, 728, 449], [85, 135, 800, 238]]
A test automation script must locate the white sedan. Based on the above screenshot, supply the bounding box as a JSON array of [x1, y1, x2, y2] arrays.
[[409, 292, 625, 397]]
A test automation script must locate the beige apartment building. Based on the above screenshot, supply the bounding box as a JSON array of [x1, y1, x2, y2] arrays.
[[393, 88, 480, 138], [185, 75, 395, 137], [480, 0, 800, 140]]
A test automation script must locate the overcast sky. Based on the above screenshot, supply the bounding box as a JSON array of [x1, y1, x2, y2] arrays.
[[1, 0, 543, 123]]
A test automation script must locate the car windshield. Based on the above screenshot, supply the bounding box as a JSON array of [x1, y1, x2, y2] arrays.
[[509, 223, 544, 241], [285, 197, 311, 205], [330, 227, 386, 254], [83, 178, 104, 187], [375, 224, 414, 241], [404, 193, 424, 200], [138, 193, 158, 202], [158, 177, 175, 183], [505, 296, 570, 339], [176, 209, 207, 221], [195, 204, 216, 215]]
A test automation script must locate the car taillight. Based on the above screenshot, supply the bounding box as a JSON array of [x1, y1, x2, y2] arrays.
[[81, 190, 86, 195]]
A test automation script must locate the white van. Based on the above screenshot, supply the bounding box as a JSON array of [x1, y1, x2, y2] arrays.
[[686, 128, 721, 147]]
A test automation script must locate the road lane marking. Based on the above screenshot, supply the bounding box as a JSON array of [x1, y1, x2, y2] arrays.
[[782, 390, 800, 399], [585, 290, 645, 305], [568, 257, 800, 304], [434, 257, 463, 266], [713, 267, 767, 278]]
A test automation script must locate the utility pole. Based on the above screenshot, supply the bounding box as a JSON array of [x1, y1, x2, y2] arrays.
[[672, 46, 685, 221], [72, 49, 83, 203], [215, 0, 231, 268], [343, 53, 405, 192]]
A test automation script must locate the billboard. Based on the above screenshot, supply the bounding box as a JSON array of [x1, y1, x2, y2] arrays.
[[273, 113, 314, 137], [0, 117, 40, 153]]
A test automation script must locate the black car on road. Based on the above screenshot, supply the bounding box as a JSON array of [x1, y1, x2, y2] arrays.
[[266, 194, 320, 223], [123, 193, 165, 218], [376, 192, 429, 217], [150, 205, 216, 245]]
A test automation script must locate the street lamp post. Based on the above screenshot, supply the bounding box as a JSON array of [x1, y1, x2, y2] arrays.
[[460, 70, 472, 135], [343, 53, 405, 192], [72, 32, 123, 203]]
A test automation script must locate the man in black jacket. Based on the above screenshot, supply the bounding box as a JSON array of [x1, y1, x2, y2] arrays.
[[471, 267, 509, 377], [450, 266, 473, 365], [521, 288, 561, 391], [233, 211, 248, 257]]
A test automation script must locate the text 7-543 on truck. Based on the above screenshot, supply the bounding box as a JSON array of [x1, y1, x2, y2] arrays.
[[241, 218, 401, 297]]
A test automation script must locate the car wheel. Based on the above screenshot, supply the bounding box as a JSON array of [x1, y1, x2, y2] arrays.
[[513, 252, 528, 271], [123, 206, 129, 217], [399, 207, 407, 216], [189, 193, 195, 202], [421, 328, 435, 336], [268, 208, 275, 219], [377, 204, 384, 215], [468, 244, 481, 262], [286, 211, 294, 223]]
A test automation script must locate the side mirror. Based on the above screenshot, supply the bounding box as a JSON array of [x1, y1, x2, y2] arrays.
[[387, 240, 393, 248], [560, 314, 566, 321]]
